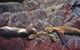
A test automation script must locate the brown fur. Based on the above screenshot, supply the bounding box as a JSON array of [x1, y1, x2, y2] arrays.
[[45, 25, 80, 36], [45, 25, 80, 48]]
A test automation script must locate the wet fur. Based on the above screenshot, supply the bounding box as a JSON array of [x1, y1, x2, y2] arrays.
[[0, 26, 34, 40]]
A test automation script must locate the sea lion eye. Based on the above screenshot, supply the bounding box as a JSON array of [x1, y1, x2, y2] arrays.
[[44, 25, 54, 33], [44, 27, 53, 33]]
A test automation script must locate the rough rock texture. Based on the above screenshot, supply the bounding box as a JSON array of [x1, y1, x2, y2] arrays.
[[7, 11, 31, 28], [0, 0, 80, 50], [0, 2, 24, 13], [23, 0, 41, 11]]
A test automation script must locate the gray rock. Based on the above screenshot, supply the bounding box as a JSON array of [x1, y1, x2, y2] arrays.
[[8, 11, 31, 28], [0, 2, 24, 13], [0, 0, 24, 3], [34, 20, 50, 31], [48, 15, 64, 26], [2, 12, 12, 17], [31, 9, 47, 21], [23, 0, 41, 11], [0, 14, 9, 27]]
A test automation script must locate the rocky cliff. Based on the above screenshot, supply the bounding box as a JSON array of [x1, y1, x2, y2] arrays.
[[0, 0, 80, 50]]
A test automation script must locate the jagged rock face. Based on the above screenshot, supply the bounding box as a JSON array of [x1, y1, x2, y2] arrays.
[[8, 12, 31, 28], [23, 0, 41, 11], [71, 19, 80, 29], [0, 14, 8, 27], [0, 35, 80, 50], [0, 2, 24, 12], [0, 0, 80, 50], [0, 0, 24, 3]]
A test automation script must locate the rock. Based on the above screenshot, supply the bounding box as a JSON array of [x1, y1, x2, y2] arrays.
[[0, 38, 24, 50], [71, 19, 80, 29], [0, 2, 24, 13], [0, 0, 80, 50], [0, 14, 8, 27], [31, 9, 47, 21], [0, 0, 24, 3], [34, 20, 50, 31], [8, 11, 31, 28], [23, 0, 41, 11], [48, 15, 64, 26]]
